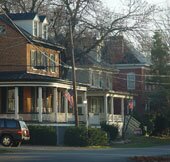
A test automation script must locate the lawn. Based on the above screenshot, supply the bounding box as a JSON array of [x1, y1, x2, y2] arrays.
[[111, 136, 170, 148], [112, 136, 170, 162]]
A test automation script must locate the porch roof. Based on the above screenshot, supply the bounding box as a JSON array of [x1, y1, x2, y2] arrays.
[[0, 72, 87, 90], [0, 71, 60, 82], [87, 87, 135, 98]]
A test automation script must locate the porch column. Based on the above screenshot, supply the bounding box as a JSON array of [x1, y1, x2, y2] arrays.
[[38, 87, 43, 122], [83, 91, 88, 128], [111, 96, 114, 122], [64, 90, 68, 122], [121, 98, 125, 121], [14, 87, 19, 119], [104, 95, 108, 123], [53, 87, 58, 123]]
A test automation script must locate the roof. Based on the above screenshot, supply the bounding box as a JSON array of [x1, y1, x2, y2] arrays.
[[0, 13, 64, 50], [0, 71, 58, 81], [76, 53, 117, 73], [8, 13, 37, 20], [126, 43, 151, 65], [39, 15, 46, 22], [0, 71, 88, 89]]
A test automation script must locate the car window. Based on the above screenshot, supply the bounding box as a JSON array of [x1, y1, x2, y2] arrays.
[[6, 120, 19, 128], [19, 121, 28, 129], [0, 119, 4, 128]]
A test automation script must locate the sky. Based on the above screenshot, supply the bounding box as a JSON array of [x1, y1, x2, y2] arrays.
[[102, 0, 169, 10]]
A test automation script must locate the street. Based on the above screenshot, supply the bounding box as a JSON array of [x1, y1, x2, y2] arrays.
[[0, 145, 170, 162]]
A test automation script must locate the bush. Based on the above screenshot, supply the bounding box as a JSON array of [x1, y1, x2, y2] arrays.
[[101, 122, 118, 141], [88, 128, 107, 146], [64, 127, 88, 146], [152, 114, 168, 136], [26, 125, 56, 145], [64, 127, 108, 146]]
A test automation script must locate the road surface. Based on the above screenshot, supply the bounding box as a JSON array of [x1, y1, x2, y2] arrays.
[[0, 145, 170, 162]]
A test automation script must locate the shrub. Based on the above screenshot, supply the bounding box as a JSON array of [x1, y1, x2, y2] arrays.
[[64, 127, 108, 146], [64, 127, 88, 146], [88, 128, 108, 146], [26, 125, 56, 145], [101, 122, 118, 141]]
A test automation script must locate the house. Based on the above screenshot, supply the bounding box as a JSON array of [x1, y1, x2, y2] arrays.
[[0, 12, 88, 127], [67, 37, 133, 135], [102, 36, 151, 116]]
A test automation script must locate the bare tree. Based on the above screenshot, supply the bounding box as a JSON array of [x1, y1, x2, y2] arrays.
[[0, 0, 51, 13], [48, 0, 155, 62], [0, 0, 156, 63]]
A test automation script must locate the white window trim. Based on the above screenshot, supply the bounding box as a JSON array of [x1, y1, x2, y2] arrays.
[[33, 20, 39, 37]]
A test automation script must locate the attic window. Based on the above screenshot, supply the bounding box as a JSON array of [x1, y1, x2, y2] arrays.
[[42, 25, 48, 39], [0, 25, 6, 35], [33, 21, 38, 37]]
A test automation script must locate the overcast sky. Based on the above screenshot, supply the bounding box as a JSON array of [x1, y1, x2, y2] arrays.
[[102, 0, 169, 10]]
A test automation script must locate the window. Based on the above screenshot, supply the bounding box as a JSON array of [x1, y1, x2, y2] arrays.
[[0, 119, 4, 128], [30, 50, 36, 67], [42, 53, 47, 70], [49, 54, 56, 72], [127, 73, 135, 90], [42, 25, 48, 39], [0, 25, 6, 35], [91, 97, 102, 114], [7, 88, 15, 113], [6, 120, 19, 128], [30, 50, 47, 70], [33, 21, 38, 37], [91, 73, 94, 86]]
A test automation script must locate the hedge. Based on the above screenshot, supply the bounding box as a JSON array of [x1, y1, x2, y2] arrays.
[[64, 127, 108, 146], [101, 122, 118, 141], [26, 125, 56, 145]]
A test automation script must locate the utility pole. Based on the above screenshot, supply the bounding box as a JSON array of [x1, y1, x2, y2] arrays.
[[69, 19, 79, 127]]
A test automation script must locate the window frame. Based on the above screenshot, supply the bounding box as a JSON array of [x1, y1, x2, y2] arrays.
[[127, 72, 136, 90], [49, 54, 56, 72]]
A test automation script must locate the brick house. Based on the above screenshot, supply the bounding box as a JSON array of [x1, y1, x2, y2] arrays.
[[0, 13, 88, 125], [103, 36, 151, 115]]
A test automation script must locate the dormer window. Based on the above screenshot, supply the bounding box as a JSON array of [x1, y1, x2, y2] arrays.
[[42, 24, 48, 39], [33, 21, 39, 37]]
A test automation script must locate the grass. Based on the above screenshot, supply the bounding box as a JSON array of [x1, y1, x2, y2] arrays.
[[111, 136, 170, 148]]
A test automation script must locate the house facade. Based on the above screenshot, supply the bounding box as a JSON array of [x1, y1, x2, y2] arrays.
[[67, 44, 133, 134], [0, 13, 88, 126], [103, 36, 151, 116]]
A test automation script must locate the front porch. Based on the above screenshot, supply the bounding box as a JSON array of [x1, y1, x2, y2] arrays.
[[0, 81, 88, 125], [87, 90, 133, 134]]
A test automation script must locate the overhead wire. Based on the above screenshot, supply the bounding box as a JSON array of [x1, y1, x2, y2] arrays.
[[1, 7, 170, 81]]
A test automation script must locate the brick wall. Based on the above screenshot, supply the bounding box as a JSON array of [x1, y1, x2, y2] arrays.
[[0, 20, 27, 72]]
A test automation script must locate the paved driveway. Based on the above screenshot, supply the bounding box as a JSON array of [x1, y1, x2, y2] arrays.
[[0, 145, 170, 162]]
